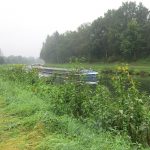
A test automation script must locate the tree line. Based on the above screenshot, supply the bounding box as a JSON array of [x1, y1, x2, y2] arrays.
[[0, 55, 43, 65], [40, 2, 150, 63]]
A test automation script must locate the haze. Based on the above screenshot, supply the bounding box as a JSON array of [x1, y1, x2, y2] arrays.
[[0, 0, 149, 58]]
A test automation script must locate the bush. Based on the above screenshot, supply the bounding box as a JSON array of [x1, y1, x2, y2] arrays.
[[3, 65, 39, 85]]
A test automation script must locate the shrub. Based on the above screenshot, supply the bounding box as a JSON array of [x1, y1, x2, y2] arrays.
[[3, 65, 39, 85], [108, 66, 150, 145]]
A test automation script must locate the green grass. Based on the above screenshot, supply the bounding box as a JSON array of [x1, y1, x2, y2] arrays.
[[0, 78, 135, 150], [46, 61, 150, 73]]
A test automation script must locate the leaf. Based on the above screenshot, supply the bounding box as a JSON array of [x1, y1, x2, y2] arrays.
[[119, 110, 123, 115]]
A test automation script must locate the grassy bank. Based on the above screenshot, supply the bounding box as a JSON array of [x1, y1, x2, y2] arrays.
[[1, 65, 150, 149], [0, 78, 133, 149]]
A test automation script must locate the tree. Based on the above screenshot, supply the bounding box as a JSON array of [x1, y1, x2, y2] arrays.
[[40, 2, 150, 63], [0, 56, 5, 64], [120, 19, 144, 60], [0, 49, 5, 64]]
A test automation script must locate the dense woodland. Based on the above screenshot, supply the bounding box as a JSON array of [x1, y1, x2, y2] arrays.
[[40, 2, 150, 63]]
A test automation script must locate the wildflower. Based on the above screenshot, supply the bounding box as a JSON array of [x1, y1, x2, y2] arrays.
[[112, 76, 115, 80], [117, 66, 121, 71]]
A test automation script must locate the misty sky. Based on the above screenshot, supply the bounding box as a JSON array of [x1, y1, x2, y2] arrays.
[[0, 0, 149, 58]]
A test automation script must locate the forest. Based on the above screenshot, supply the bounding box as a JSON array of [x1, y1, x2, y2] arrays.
[[40, 2, 150, 63]]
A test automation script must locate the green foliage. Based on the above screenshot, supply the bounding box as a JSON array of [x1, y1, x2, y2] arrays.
[[108, 66, 150, 145], [1, 65, 150, 147], [47, 65, 150, 146], [2, 64, 39, 84], [0, 56, 5, 64], [40, 2, 150, 63], [69, 56, 87, 63], [0, 70, 132, 150]]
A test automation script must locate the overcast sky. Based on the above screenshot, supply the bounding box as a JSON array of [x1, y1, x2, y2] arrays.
[[0, 0, 149, 58]]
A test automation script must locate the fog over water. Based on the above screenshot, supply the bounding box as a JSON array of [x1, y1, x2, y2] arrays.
[[0, 0, 149, 58]]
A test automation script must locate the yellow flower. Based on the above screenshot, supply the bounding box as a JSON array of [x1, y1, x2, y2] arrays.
[[124, 66, 128, 71], [112, 76, 115, 80], [117, 66, 121, 71]]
